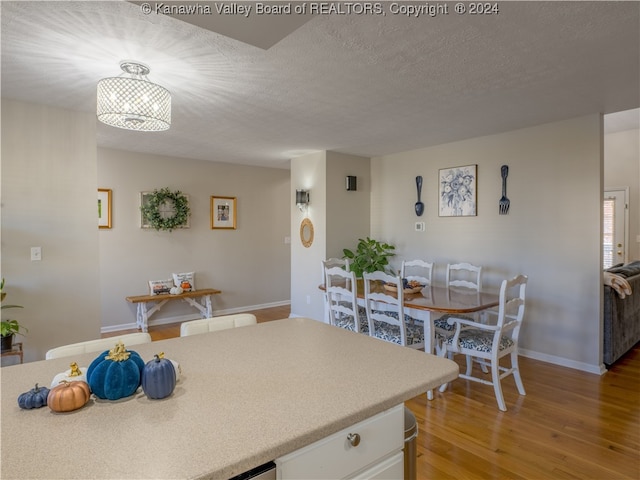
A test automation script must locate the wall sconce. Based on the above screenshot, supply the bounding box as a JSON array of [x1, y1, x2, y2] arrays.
[[346, 176, 357, 191], [296, 190, 310, 211]]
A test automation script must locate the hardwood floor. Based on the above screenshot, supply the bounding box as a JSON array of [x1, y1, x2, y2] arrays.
[[105, 306, 639, 479]]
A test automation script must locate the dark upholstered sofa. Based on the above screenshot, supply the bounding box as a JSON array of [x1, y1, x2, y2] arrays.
[[603, 262, 640, 366]]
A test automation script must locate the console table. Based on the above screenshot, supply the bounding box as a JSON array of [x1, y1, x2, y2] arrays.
[[0, 342, 23, 367], [125, 288, 222, 332]]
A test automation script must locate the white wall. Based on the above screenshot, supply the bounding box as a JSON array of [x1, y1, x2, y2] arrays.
[[98, 148, 291, 331], [290, 151, 326, 320], [1, 99, 101, 362], [371, 115, 604, 372], [290, 151, 371, 320], [604, 128, 640, 262]]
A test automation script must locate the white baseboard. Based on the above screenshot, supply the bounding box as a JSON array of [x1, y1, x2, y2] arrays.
[[101, 300, 291, 334], [519, 348, 606, 375]]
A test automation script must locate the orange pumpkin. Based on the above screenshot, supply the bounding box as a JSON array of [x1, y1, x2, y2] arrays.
[[180, 281, 191, 290], [47, 380, 91, 413]]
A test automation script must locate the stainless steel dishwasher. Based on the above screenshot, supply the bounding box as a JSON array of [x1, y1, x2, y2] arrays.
[[229, 461, 276, 480]]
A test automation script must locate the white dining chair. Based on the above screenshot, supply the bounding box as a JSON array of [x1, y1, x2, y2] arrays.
[[322, 258, 350, 322], [179, 313, 257, 337], [433, 263, 483, 336], [400, 259, 433, 287], [45, 332, 152, 360], [438, 274, 528, 411], [325, 266, 368, 334], [363, 271, 425, 350]]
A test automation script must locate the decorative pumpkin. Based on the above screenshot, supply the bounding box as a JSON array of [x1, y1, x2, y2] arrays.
[[51, 362, 87, 388], [47, 380, 91, 413], [18, 383, 50, 409], [169, 286, 183, 295], [86, 341, 145, 400], [142, 352, 176, 399]]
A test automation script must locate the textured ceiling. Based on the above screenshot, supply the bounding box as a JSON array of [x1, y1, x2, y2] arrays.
[[1, 1, 639, 169]]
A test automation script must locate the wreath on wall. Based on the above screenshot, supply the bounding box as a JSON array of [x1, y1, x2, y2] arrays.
[[140, 187, 190, 232]]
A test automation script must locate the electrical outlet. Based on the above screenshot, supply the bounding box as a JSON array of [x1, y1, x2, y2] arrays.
[[306, 295, 311, 305], [31, 246, 42, 261]]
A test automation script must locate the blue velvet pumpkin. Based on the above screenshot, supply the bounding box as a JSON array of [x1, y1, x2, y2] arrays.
[[86, 341, 145, 400], [142, 353, 176, 399], [18, 383, 50, 409]]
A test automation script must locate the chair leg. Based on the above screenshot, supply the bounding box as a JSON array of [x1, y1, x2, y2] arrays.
[[426, 389, 433, 401], [465, 355, 473, 375], [511, 351, 526, 395], [491, 360, 507, 412]]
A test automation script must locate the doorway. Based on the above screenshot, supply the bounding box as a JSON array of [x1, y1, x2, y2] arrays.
[[603, 188, 628, 268]]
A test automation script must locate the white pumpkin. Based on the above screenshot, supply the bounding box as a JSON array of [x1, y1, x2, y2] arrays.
[[169, 286, 184, 295], [51, 362, 88, 388]]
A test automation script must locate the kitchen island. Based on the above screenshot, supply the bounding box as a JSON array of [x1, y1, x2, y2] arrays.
[[1, 317, 458, 479]]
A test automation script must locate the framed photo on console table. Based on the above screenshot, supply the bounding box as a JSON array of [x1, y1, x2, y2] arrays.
[[439, 164, 477, 217], [211, 196, 237, 229]]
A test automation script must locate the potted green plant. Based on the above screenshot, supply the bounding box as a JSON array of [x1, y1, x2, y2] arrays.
[[1, 278, 26, 352], [342, 237, 396, 278]]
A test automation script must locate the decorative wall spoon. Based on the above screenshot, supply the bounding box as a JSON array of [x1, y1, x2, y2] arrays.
[[415, 176, 424, 217]]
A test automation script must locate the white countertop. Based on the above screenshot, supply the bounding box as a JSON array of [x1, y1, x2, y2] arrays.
[[1, 317, 458, 479]]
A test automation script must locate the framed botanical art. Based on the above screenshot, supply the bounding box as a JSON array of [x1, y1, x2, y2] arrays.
[[439, 164, 477, 217], [98, 188, 112, 229], [211, 196, 237, 229]]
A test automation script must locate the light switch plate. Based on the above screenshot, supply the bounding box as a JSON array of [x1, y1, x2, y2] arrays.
[[31, 246, 42, 261], [415, 222, 425, 232]]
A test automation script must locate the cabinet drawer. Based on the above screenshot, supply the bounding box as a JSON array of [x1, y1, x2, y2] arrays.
[[276, 404, 404, 480], [350, 451, 404, 480]]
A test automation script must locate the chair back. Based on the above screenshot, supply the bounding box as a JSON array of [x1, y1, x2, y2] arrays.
[[496, 274, 528, 333], [446, 262, 482, 291], [401, 259, 433, 287], [45, 332, 152, 360], [363, 271, 407, 345], [325, 266, 364, 333], [180, 313, 257, 337], [321, 258, 349, 283]]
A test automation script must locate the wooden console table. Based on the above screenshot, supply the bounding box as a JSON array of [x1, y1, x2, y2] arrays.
[[125, 289, 222, 332], [1, 342, 23, 366]]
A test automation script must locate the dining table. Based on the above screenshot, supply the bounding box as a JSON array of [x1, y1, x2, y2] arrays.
[[320, 278, 501, 356]]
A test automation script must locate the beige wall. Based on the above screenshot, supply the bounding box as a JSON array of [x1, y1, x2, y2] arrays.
[[98, 148, 291, 330], [371, 115, 604, 372], [1, 99, 101, 362], [604, 128, 640, 262]]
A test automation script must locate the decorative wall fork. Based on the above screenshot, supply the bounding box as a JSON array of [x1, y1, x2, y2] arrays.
[[499, 165, 510, 215]]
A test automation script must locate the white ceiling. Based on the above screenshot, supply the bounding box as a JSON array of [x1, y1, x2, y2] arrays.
[[1, 1, 638, 169]]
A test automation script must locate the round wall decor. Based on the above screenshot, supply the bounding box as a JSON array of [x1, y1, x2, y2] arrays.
[[140, 188, 190, 231], [300, 218, 314, 248]]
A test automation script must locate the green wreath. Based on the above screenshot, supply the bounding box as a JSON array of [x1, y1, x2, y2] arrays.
[[141, 188, 190, 232]]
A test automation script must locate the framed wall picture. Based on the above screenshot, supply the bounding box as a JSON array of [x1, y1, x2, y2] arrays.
[[211, 196, 237, 229], [98, 188, 112, 229], [439, 164, 477, 217]]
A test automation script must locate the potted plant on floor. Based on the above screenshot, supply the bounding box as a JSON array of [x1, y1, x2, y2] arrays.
[[343, 237, 396, 278], [1, 278, 26, 352]]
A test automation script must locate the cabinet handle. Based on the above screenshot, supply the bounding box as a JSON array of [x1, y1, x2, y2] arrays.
[[347, 433, 361, 447]]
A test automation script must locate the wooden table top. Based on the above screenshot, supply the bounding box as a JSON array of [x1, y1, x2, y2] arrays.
[[322, 279, 499, 314], [125, 288, 222, 303]]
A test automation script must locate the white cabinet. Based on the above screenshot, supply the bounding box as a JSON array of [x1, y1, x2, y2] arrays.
[[276, 404, 404, 479]]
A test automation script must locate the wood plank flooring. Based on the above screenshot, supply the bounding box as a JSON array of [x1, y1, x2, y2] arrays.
[[105, 306, 639, 479]]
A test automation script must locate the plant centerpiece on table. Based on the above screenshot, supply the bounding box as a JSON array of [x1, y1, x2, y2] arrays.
[[1, 278, 26, 352], [343, 237, 396, 278], [140, 187, 190, 232]]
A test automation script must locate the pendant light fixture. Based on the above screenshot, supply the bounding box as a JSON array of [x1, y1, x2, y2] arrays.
[[97, 61, 171, 132]]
